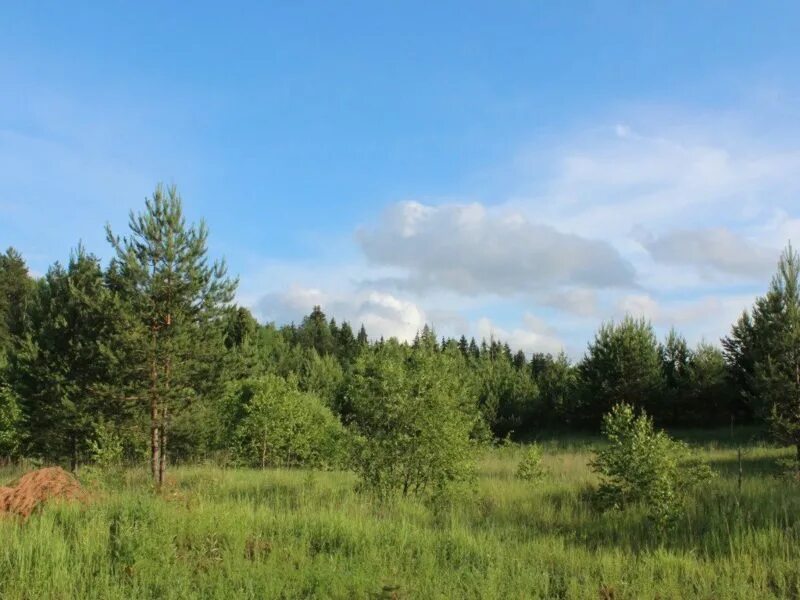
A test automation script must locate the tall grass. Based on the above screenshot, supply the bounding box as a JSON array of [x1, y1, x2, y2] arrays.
[[1, 438, 798, 599]]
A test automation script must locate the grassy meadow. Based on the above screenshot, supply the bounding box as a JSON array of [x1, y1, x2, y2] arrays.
[[1, 433, 799, 600]]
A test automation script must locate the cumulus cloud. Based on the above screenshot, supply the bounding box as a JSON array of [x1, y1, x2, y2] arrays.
[[255, 284, 427, 342], [641, 228, 776, 279], [614, 293, 754, 345], [538, 288, 599, 317], [476, 314, 565, 355], [244, 104, 800, 354], [356, 201, 636, 296]]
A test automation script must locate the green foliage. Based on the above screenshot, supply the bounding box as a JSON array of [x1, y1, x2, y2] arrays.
[[298, 349, 344, 410], [8, 246, 128, 466], [515, 443, 545, 482], [724, 244, 800, 467], [475, 345, 539, 438], [0, 381, 23, 458], [88, 422, 125, 469], [347, 340, 479, 496], [106, 184, 237, 482], [0, 247, 35, 358], [580, 317, 663, 425], [592, 403, 714, 531], [531, 352, 579, 426], [296, 305, 335, 357], [231, 375, 346, 469]]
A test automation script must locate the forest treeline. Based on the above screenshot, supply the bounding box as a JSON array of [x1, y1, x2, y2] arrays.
[[1, 185, 800, 482]]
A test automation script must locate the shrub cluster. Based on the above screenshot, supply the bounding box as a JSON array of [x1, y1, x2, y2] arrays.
[[591, 403, 714, 530]]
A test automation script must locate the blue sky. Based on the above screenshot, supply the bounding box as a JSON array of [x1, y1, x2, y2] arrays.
[[3, 2, 800, 356]]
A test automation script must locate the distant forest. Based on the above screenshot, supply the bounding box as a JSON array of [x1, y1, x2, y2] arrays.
[[1, 185, 798, 480]]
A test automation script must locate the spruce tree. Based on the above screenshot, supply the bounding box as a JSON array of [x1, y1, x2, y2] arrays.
[[728, 244, 800, 468], [579, 317, 663, 426], [0, 248, 35, 358], [9, 246, 126, 467]]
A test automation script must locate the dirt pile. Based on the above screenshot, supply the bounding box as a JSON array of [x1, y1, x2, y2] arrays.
[[0, 467, 86, 518]]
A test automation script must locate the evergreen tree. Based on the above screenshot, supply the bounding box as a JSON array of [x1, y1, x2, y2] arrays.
[[0, 248, 35, 358], [9, 247, 128, 467], [722, 310, 758, 423], [687, 342, 732, 426], [533, 352, 579, 425], [106, 184, 236, 484], [224, 306, 259, 350], [659, 329, 692, 425], [579, 317, 663, 426], [726, 244, 800, 467], [297, 306, 335, 356], [457, 335, 469, 356], [356, 324, 368, 346], [468, 337, 480, 360], [335, 321, 359, 367]]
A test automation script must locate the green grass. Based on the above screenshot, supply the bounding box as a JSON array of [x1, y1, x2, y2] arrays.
[[1, 437, 799, 599]]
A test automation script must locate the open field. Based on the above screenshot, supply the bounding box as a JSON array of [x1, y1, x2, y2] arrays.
[[1, 436, 799, 600]]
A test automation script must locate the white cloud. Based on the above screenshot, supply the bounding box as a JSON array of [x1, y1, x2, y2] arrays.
[[538, 288, 599, 317], [614, 293, 754, 345], [476, 314, 565, 355], [641, 227, 776, 279], [244, 103, 800, 355], [527, 120, 800, 241], [254, 284, 427, 342], [356, 201, 635, 295]]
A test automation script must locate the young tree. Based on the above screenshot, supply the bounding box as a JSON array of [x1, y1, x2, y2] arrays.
[[106, 185, 236, 484], [347, 340, 479, 496], [579, 317, 663, 426], [230, 375, 346, 469], [592, 403, 713, 531]]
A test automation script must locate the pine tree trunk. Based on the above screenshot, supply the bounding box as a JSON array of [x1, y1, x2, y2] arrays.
[[151, 402, 160, 484], [150, 348, 160, 484], [159, 406, 168, 486]]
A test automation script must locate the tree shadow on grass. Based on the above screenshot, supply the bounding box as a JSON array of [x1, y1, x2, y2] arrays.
[[706, 452, 788, 477], [469, 479, 800, 559]]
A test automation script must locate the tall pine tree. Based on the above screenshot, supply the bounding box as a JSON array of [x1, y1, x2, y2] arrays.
[[106, 185, 236, 484]]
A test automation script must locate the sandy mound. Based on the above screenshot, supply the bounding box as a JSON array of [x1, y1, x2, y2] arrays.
[[0, 467, 86, 518]]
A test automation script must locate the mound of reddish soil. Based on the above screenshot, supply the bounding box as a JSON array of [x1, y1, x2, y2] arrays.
[[0, 467, 86, 518]]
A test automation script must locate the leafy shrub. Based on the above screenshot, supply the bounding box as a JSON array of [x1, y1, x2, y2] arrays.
[[231, 375, 347, 469], [347, 341, 479, 497], [515, 443, 546, 481], [591, 403, 714, 530], [89, 422, 125, 468]]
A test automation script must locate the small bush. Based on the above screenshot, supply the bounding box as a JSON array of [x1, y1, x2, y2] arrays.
[[347, 342, 479, 497], [515, 444, 546, 482], [231, 375, 347, 469], [591, 403, 714, 531]]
